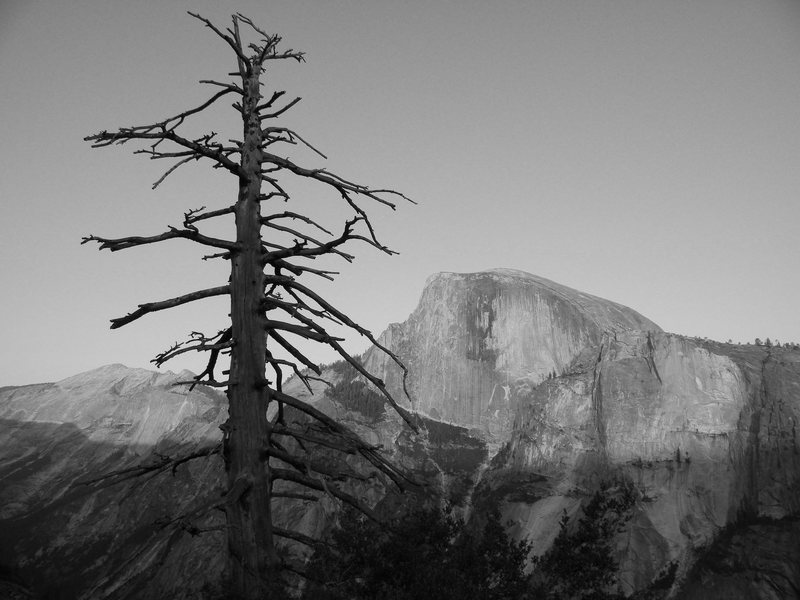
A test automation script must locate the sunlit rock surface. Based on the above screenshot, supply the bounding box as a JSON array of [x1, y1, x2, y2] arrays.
[[364, 269, 660, 437], [476, 333, 800, 597], [365, 270, 800, 598]]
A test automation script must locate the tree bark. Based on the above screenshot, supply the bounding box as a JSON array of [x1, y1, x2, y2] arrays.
[[225, 62, 276, 598]]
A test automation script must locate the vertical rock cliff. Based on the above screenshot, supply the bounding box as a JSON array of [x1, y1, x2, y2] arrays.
[[475, 333, 800, 597], [366, 270, 800, 598], [364, 269, 660, 437]]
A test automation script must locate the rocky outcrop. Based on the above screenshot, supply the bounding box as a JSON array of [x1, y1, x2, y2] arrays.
[[476, 333, 800, 597], [364, 269, 660, 437]]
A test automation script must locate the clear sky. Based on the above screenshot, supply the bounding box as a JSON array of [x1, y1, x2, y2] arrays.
[[2, 0, 800, 386]]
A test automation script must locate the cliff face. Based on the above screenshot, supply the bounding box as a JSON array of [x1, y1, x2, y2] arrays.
[[364, 269, 660, 436], [366, 270, 800, 598], [470, 332, 800, 597]]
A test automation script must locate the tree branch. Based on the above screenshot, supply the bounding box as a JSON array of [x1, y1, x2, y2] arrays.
[[271, 491, 321, 502], [188, 12, 250, 72], [266, 330, 322, 376], [109, 285, 230, 329], [256, 90, 286, 112], [266, 446, 369, 483], [264, 275, 416, 430], [82, 226, 237, 252], [273, 526, 322, 549], [259, 97, 302, 121], [261, 211, 333, 236], [260, 150, 413, 209], [85, 121, 241, 176], [152, 329, 234, 369], [263, 319, 342, 344], [185, 205, 235, 227], [271, 390, 424, 491], [79, 443, 222, 488], [272, 425, 361, 456], [270, 468, 379, 523], [200, 79, 243, 95], [261, 127, 327, 159]]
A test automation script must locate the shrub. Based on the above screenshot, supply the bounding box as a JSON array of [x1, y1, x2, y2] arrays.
[[530, 485, 635, 600], [303, 506, 533, 600]]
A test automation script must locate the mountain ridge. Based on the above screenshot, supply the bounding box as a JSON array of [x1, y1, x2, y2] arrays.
[[2, 270, 799, 599]]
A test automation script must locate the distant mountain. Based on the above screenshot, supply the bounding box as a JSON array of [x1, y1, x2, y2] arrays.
[[363, 268, 660, 436], [365, 269, 800, 597], [0, 366, 228, 599], [2, 270, 799, 599], [0, 365, 483, 598]]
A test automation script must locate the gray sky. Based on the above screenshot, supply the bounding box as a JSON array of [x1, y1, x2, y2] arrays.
[[2, 0, 800, 386]]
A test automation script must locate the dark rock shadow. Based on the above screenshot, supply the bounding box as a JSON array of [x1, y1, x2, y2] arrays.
[[0, 419, 225, 600]]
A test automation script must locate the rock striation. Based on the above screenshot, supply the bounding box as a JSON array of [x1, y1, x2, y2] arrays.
[[479, 332, 800, 596], [364, 269, 659, 438], [365, 269, 800, 598]]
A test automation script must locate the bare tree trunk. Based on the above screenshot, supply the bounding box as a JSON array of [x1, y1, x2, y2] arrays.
[[83, 13, 418, 597], [224, 63, 276, 598]]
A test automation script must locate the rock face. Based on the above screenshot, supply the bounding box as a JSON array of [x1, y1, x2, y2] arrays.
[[479, 332, 800, 596], [679, 519, 800, 600], [364, 269, 660, 437], [0, 365, 228, 600], [2, 270, 799, 599], [0, 364, 486, 599], [365, 270, 800, 598]]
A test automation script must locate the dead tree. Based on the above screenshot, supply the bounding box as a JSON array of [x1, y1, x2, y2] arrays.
[[83, 12, 418, 599]]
